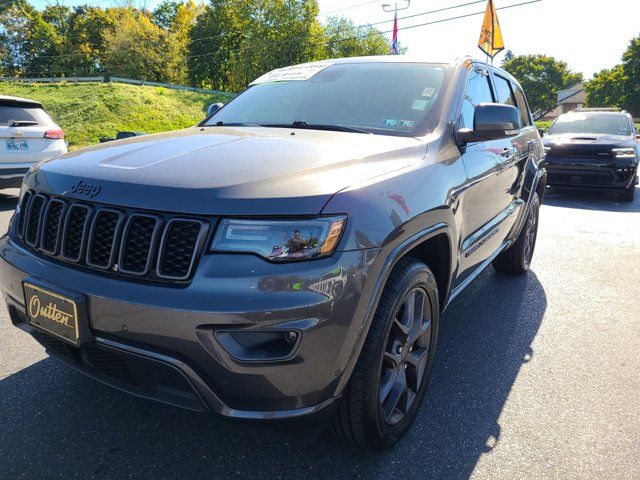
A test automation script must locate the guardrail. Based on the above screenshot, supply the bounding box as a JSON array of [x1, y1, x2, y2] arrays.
[[0, 76, 235, 97]]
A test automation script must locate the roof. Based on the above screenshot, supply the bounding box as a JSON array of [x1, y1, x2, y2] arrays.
[[558, 83, 585, 104], [0, 95, 43, 106], [250, 55, 462, 85], [562, 110, 631, 118], [319, 55, 457, 65]]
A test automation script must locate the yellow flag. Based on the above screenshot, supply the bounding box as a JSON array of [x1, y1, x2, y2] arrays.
[[478, 0, 504, 59]]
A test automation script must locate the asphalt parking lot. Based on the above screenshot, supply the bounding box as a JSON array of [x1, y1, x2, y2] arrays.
[[0, 185, 639, 479]]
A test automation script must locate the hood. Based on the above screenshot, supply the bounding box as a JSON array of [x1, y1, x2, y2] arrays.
[[28, 126, 425, 216], [543, 133, 636, 149]]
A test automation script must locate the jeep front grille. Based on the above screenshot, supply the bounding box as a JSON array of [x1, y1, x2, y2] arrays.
[[16, 191, 208, 282], [119, 214, 160, 275]]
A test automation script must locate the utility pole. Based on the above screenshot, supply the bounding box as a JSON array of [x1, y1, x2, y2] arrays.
[[382, 1, 410, 55], [381, 1, 411, 14]]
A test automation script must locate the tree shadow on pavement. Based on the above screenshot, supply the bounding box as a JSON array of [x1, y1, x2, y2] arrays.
[[0, 268, 546, 480], [542, 186, 639, 212]]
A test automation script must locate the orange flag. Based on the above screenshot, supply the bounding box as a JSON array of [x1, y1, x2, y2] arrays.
[[478, 0, 504, 59]]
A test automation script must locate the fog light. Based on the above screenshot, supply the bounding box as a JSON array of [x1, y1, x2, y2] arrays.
[[214, 330, 301, 362]]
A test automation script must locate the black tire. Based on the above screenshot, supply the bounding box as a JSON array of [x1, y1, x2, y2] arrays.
[[618, 183, 635, 202], [492, 192, 540, 275], [331, 257, 439, 450]]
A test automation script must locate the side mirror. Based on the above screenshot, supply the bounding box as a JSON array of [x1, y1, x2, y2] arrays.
[[207, 102, 224, 117], [458, 103, 521, 143], [538, 128, 545, 137]]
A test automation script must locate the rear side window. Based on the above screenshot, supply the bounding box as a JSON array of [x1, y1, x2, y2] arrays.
[[0, 104, 52, 126], [459, 69, 494, 129], [512, 86, 533, 127], [493, 74, 516, 107]]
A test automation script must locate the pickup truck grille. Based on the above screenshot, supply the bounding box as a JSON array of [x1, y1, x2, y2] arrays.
[[15, 191, 208, 282]]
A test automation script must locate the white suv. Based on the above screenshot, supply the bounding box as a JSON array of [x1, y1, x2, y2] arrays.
[[0, 95, 67, 189]]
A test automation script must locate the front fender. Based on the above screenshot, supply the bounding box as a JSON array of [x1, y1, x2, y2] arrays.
[[329, 221, 454, 398]]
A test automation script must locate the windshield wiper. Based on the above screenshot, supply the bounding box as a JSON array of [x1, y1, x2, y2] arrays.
[[265, 121, 372, 134], [10, 120, 38, 127]]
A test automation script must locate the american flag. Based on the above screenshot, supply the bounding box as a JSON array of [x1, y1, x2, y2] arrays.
[[391, 12, 399, 55]]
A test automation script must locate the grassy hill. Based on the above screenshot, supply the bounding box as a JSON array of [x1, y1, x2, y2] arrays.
[[0, 82, 231, 149]]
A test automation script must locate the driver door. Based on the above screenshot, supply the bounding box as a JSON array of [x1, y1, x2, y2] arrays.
[[456, 68, 512, 282]]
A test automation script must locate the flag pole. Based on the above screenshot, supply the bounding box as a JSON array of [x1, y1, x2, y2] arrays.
[[383, 0, 410, 55]]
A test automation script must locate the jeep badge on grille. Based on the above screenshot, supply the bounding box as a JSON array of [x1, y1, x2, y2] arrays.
[[70, 180, 101, 198]]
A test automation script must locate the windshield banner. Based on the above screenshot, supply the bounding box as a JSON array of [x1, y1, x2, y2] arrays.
[[250, 61, 334, 85]]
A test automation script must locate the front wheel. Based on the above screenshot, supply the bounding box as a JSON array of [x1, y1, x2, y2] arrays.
[[331, 257, 439, 450], [492, 192, 540, 275]]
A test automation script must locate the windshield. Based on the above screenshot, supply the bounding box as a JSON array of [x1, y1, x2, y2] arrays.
[[0, 104, 51, 126], [205, 62, 450, 136], [548, 114, 632, 136]]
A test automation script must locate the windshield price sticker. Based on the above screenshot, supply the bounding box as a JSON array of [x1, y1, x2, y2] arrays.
[[251, 61, 334, 85]]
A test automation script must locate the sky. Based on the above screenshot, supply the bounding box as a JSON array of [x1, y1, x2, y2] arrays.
[[315, 0, 640, 78], [26, 0, 640, 78]]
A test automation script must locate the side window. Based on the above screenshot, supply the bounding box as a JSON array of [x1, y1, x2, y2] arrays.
[[512, 85, 533, 127], [493, 74, 516, 107], [459, 69, 494, 130]]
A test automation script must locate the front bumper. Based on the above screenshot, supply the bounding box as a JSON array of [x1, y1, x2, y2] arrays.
[[0, 236, 376, 422], [544, 157, 638, 189]]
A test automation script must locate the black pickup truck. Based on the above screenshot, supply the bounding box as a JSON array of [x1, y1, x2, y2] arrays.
[[1, 56, 545, 450], [543, 110, 639, 201]]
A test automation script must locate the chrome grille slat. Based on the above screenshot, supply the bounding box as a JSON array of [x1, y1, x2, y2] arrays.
[[14, 190, 206, 282]]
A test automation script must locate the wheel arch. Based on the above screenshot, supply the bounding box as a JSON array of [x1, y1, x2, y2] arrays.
[[332, 222, 455, 397], [403, 232, 452, 309]]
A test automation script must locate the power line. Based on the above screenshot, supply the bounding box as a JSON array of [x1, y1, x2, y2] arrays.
[[26, 0, 492, 50], [368, 0, 486, 27], [185, 0, 509, 43], [21, 0, 542, 63], [379, 0, 542, 35], [42, 0, 506, 54], [317, 0, 381, 17], [186, 0, 543, 60]]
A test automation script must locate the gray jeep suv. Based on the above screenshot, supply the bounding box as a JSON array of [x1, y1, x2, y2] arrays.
[[0, 56, 545, 449]]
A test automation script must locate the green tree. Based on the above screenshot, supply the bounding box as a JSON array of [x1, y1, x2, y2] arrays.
[[583, 34, 640, 116], [187, 0, 249, 91], [501, 53, 583, 117], [224, 0, 324, 90], [585, 65, 626, 109], [189, 0, 392, 92], [621, 35, 640, 116], [102, 9, 183, 82], [0, 0, 62, 76], [151, 0, 182, 30], [320, 16, 391, 58]]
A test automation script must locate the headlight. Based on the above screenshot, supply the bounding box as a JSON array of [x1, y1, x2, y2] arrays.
[[211, 216, 346, 262], [612, 148, 636, 159]]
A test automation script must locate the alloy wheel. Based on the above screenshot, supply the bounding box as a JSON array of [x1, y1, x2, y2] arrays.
[[379, 288, 432, 426], [523, 202, 538, 267]]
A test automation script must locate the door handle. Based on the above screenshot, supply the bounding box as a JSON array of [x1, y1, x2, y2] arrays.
[[500, 148, 516, 158]]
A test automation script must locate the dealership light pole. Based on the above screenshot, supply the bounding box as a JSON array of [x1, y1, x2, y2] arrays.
[[382, 0, 410, 55]]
